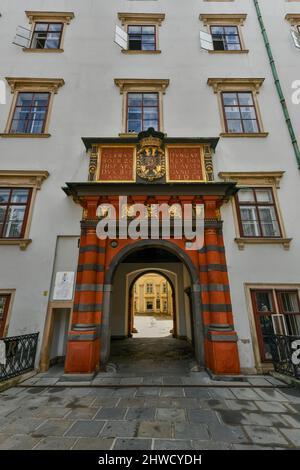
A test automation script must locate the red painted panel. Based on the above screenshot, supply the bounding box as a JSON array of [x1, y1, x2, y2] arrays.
[[168, 147, 203, 181], [99, 147, 134, 182]]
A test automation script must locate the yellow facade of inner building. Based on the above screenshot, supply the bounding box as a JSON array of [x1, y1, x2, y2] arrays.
[[133, 274, 173, 316]]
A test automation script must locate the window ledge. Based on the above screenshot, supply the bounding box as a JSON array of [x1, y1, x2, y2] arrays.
[[235, 237, 292, 251], [121, 50, 161, 54], [118, 133, 138, 138], [220, 132, 269, 138], [208, 50, 249, 54], [0, 133, 51, 138], [0, 239, 32, 250], [23, 48, 64, 53]]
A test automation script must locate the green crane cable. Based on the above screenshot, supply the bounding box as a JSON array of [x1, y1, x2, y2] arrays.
[[253, 0, 300, 169]]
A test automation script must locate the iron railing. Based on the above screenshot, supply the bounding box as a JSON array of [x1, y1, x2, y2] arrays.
[[269, 334, 300, 380], [0, 333, 39, 382]]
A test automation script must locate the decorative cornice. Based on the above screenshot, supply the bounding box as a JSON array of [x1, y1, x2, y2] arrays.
[[285, 14, 300, 26], [25, 11, 75, 24], [200, 13, 247, 26], [218, 171, 285, 189], [0, 170, 49, 189], [207, 78, 265, 94], [6, 77, 65, 94], [235, 237, 292, 251], [118, 12, 165, 26], [0, 239, 32, 251], [114, 78, 170, 95]]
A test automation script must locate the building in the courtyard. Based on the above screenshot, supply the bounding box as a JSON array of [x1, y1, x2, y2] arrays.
[[0, 0, 300, 377]]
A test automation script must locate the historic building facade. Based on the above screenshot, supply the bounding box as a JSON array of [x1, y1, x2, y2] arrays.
[[0, 0, 300, 377]]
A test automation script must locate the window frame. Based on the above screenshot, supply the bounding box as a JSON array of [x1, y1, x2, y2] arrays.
[[9, 91, 51, 135], [126, 91, 160, 134], [30, 21, 64, 50], [235, 186, 282, 239], [127, 24, 157, 52], [250, 289, 277, 363], [221, 91, 261, 134], [0, 188, 33, 239], [210, 24, 242, 51]]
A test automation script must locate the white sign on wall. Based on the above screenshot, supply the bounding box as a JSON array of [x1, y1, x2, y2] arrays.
[[0, 340, 6, 365], [53, 272, 75, 301]]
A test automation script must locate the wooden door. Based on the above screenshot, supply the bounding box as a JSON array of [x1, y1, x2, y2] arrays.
[[0, 295, 10, 337]]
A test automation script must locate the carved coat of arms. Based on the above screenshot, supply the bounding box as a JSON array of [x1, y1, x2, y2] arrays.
[[137, 128, 166, 182]]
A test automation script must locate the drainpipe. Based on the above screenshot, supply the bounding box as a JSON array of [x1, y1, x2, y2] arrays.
[[253, 0, 300, 169]]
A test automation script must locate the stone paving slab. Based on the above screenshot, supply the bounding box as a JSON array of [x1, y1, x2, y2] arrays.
[[243, 426, 289, 446], [113, 438, 152, 450], [34, 437, 77, 450], [72, 437, 114, 450], [0, 382, 299, 450], [279, 428, 300, 447]]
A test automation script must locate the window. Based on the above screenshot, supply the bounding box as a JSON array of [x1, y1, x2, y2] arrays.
[[222, 92, 259, 134], [218, 172, 291, 250], [128, 25, 156, 51], [236, 188, 281, 238], [146, 301, 153, 311], [207, 78, 267, 137], [10, 92, 50, 134], [127, 92, 159, 133], [0, 171, 49, 249], [200, 13, 248, 53], [117, 12, 164, 53], [251, 289, 300, 363], [156, 299, 160, 310], [0, 188, 32, 239], [276, 291, 300, 336], [31, 22, 63, 49], [23, 11, 74, 52], [162, 283, 167, 294], [163, 301, 167, 312], [114, 78, 169, 135], [0, 294, 11, 337], [146, 283, 153, 294], [210, 25, 241, 51], [1, 78, 64, 138]]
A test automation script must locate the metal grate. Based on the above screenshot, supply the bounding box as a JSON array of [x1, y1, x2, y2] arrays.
[[269, 334, 300, 380], [0, 333, 39, 382]]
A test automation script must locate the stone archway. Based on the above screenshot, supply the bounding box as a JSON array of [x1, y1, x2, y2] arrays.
[[101, 239, 204, 369]]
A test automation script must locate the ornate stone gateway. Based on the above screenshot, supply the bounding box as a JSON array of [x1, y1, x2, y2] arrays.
[[136, 128, 166, 181], [62, 131, 241, 377]]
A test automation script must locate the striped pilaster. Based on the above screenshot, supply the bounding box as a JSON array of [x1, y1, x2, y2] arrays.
[[200, 197, 240, 374]]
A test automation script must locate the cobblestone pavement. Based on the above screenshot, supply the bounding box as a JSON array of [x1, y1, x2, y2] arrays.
[[0, 384, 300, 450]]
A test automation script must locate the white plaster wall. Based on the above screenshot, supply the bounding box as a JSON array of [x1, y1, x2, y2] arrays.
[[0, 1, 299, 371]]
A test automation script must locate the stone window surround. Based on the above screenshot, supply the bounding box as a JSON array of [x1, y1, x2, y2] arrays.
[[207, 77, 268, 138], [114, 78, 170, 136], [199, 13, 248, 54], [24, 11, 75, 53], [0, 171, 49, 250], [0, 77, 65, 138], [218, 171, 292, 250], [118, 12, 165, 54]]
